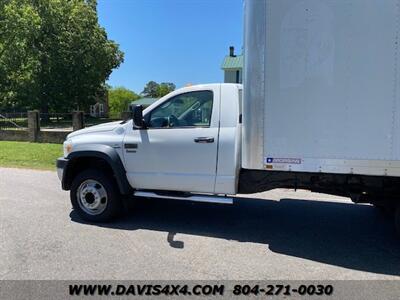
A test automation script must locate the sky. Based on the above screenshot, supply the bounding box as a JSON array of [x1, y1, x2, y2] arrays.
[[97, 0, 243, 94]]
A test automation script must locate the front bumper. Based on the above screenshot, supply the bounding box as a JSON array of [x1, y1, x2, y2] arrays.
[[56, 157, 68, 181]]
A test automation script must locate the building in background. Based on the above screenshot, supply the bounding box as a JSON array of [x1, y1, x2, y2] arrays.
[[221, 46, 243, 84], [89, 90, 109, 117]]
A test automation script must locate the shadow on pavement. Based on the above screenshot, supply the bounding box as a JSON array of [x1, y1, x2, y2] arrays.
[[70, 196, 400, 276]]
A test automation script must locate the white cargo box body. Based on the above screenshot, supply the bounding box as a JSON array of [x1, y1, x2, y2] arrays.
[[242, 0, 400, 177]]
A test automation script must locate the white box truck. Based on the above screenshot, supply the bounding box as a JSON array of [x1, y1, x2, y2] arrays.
[[57, 0, 400, 234]]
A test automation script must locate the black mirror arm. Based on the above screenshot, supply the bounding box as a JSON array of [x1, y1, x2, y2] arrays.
[[133, 118, 147, 129]]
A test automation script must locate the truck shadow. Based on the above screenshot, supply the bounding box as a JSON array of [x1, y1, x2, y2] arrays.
[[70, 196, 400, 276]]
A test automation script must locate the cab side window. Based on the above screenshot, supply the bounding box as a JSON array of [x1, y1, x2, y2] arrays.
[[147, 91, 213, 128]]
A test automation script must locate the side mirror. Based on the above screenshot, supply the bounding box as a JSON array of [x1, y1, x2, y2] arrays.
[[132, 105, 145, 129]]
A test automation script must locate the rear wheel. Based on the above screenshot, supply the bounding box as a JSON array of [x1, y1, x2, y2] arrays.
[[70, 169, 122, 222]]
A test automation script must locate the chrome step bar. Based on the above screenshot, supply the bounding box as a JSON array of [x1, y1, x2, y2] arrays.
[[133, 191, 233, 204]]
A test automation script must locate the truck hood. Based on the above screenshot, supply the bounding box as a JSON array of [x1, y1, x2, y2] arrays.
[[67, 121, 123, 138]]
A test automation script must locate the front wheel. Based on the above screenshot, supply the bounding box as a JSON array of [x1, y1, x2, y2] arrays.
[[70, 169, 122, 222]]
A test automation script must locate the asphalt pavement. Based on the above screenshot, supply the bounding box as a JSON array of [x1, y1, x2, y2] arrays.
[[1, 167, 400, 280]]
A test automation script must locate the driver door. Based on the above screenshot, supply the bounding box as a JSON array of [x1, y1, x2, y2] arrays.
[[123, 87, 220, 193]]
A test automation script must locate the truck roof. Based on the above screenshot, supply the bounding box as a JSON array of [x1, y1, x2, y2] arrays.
[[178, 83, 242, 91]]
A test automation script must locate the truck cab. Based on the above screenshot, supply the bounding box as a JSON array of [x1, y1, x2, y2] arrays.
[[57, 83, 242, 221]]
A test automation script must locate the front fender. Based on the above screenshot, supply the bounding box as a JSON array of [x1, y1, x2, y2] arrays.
[[62, 144, 132, 195]]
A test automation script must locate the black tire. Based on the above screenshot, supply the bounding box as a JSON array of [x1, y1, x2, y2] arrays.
[[70, 169, 122, 222], [395, 205, 400, 236]]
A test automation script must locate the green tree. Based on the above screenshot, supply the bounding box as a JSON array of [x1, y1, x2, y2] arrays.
[[86, 0, 97, 11], [157, 82, 176, 97], [141, 81, 175, 98], [0, 0, 42, 110], [141, 81, 159, 98], [108, 86, 139, 118], [0, 0, 124, 112]]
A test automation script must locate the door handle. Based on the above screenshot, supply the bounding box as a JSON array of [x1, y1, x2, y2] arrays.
[[194, 137, 214, 143]]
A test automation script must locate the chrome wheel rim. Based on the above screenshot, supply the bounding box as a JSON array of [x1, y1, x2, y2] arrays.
[[77, 179, 108, 215]]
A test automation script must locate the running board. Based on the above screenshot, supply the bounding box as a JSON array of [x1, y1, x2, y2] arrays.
[[133, 191, 233, 204]]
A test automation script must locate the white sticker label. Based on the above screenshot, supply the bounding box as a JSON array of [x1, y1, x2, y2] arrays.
[[265, 157, 302, 164]]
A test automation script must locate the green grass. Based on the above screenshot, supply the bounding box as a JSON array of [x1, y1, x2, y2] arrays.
[[0, 141, 62, 170]]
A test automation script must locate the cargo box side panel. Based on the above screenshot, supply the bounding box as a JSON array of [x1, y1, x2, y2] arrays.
[[242, 0, 267, 170], [262, 0, 400, 176]]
